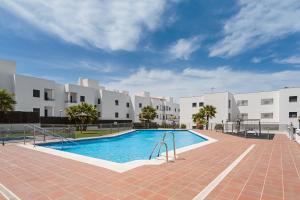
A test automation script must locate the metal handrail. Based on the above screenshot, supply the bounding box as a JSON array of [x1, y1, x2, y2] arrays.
[[157, 131, 176, 161], [149, 141, 168, 162], [24, 124, 77, 146]]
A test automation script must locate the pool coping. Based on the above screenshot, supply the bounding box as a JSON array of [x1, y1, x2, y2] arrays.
[[18, 130, 218, 173]]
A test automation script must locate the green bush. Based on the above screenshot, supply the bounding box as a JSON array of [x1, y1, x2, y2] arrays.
[[180, 124, 187, 129]]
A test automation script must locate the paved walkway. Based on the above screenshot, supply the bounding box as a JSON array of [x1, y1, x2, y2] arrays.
[[0, 131, 299, 200]]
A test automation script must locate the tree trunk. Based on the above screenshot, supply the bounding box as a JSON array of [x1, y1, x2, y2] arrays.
[[206, 116, 209, 130]]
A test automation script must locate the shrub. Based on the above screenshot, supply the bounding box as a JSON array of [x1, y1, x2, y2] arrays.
[[180, 124, 187, 129]]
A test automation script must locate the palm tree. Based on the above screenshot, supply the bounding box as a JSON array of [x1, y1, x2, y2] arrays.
[[66, 103, 98, 132], [202, 105, 217, 130], [192, 109, 207, 129], [0, 89, 16, 112], [139, 106, 157, 123]]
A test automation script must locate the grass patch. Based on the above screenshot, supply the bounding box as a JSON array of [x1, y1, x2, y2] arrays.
[[75, 130, 121, 139]]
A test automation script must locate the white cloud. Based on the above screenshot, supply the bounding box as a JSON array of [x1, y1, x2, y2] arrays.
[[251, 57, 262, 64], [168, 36, 201, 60], [209, 0, 300, 57], [274, 55, 300, 65], [0, 0, 170, 51], [105, 66, 300, 100]]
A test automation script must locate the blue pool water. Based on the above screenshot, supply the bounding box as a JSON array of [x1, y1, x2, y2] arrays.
[[39, 130, 207, 163]]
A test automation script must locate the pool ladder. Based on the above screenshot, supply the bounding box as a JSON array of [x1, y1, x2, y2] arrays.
[[149, 131, 176, 162]]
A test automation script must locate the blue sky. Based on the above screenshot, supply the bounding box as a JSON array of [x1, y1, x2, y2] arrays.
[[0, 0, 300, 99]]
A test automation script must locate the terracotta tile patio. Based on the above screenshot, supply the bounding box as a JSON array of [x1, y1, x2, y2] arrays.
[[0, 130, 299, 200]]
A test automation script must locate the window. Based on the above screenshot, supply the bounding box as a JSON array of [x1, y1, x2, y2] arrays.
[[156, 115, 159, 119], [33, 108, 40, 115], [192, 103, 197, 107], [115, 112, 119, 118], [261, 113, 273, 119], [80, 96, 85, 102], [261, 98, 273, 105], [289, 112, 297, 118], [115, 100, 119, 105], [228, 113, 231, 121], [228, 100, 231, 109], [199, 102, 204, 107], [97, 98, 101, 104], [98, 112, 101, 117], [44, 109, 48, 117], [139, 103, 142, 108], [126, 113, 130, 118], [126, 102, 130, 107], [237, 100, 248, 106], [157, 106, 159, 110], [289, 96, 297, 102], [239, 113, 248, 120], [33, 89, 40, 98], [175, 108, 177, 112]]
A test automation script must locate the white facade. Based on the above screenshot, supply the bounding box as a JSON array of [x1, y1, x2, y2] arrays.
[[180, 89, 300, 129], [133, 91, 180, 125], [0, 60, 137, 121], [0, 60, 177, 123]]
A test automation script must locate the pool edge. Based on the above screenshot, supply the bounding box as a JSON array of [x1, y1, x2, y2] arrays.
[[17, 130, 218, 173]]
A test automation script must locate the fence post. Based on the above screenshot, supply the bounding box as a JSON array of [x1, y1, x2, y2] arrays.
[[43, 129, 46, 142], [23, 125, 26, 145], [33, 126, 36, 147], [1, 128, 4, 146]]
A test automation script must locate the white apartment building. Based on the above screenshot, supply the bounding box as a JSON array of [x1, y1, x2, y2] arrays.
[[180, 89, 300, 129], [0, 60, 135, 121], [0, 60, 179, 124], [133, 91, 180, 125]]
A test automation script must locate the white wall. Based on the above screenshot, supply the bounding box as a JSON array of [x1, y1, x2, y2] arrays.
[[180, 96, 204, 129], [13, 74, 59, 116], [101, 89, 134, 120], [234, 91, 280, 123], [0, 60, 16, 92], [279, 87, 300, 128]]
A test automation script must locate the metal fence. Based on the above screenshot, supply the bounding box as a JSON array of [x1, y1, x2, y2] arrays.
[[0, 122, 133, 145]]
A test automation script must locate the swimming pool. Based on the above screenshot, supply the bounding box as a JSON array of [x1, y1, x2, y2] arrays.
[[39, 130, 208, 163]]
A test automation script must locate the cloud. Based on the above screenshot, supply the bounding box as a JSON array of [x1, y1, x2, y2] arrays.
[[209, 0, 300, 57], [274, 55, 300, 65], [78, 61, 117, 73], [168, 36, 201, 60], [0, 0, 171, 51], [251, 57, 262, 64], [105, 66, 300, 100]]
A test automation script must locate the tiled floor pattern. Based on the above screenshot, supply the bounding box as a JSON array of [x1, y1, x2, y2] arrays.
[[0, 131, 299, 200], [205, 132, 300, 200]]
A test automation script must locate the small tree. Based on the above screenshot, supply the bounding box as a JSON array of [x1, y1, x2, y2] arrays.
[[192, 109, 207, 129], [66, 103, 98, 132], [139, 106, 157, 124], [202, 105, 217, 130], [0, 89, 16, 112]]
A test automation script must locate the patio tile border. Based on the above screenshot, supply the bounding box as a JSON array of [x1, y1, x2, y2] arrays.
[[0, 184, 21, 200]]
